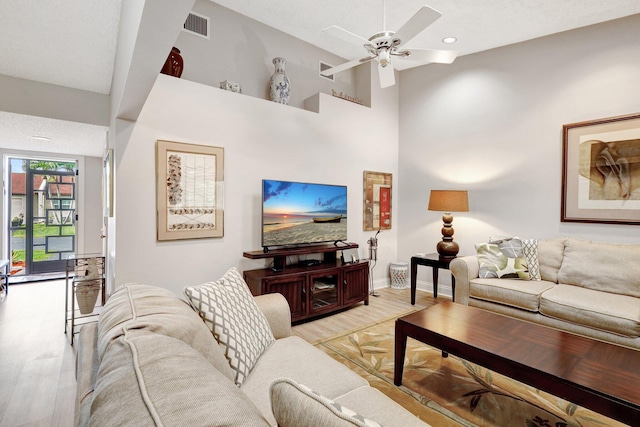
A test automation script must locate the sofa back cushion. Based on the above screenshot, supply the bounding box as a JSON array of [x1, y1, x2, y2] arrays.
[[537, 238, 566, 283], [90, 330, 269, 426], [97, 283, 234, 380], [557, 238, 640, 297]]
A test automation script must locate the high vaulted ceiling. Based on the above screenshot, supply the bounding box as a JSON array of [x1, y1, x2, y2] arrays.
[[213, 0, 640, 71], [0, 0, 638, 158]]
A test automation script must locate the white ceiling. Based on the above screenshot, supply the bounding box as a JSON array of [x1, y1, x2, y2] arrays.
[[214, 0, 640, 71], [0, 0, 638, 158]]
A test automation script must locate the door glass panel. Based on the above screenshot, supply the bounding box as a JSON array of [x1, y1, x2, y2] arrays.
[[46, 235, 75, 253], [46, 182, 75, 199]]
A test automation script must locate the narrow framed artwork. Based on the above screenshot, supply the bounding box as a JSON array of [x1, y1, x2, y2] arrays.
[[562, 113, 640, 224], [363, 171, 392, 231], [156, 140, 224, 240]]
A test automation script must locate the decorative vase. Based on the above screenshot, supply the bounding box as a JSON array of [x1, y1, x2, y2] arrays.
[[269, 57, 291, 104], [160, 47, 184, 78], [76, 280, 101, 314]]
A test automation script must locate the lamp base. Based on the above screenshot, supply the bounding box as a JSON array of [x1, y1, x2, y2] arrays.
[[437, 212, 459, 258], [437, 240, 459, 258]]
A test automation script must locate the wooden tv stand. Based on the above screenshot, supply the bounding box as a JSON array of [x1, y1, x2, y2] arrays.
[[243, 244, 369, 323]]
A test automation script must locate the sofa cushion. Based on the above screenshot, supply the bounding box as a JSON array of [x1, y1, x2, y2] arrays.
[[90, 330, 270, 426], [470, 278, 555, 312], [270, 378, 382, 427], [557, 238, 640, 297], [97, 283, 234, 380], [241, 336, 368, 426], [476, 238, 529, 279], [184, 267, 275, 386], [540, 284, 640, 338], [537, 238, 566, 283], [334, 386, 432, 427]]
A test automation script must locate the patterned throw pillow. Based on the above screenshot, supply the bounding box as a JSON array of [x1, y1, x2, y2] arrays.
[[184, 267, 275, 386], [522, 239, 541, 281], [270, 378, 383, 427], [476, 237, 529, 279]]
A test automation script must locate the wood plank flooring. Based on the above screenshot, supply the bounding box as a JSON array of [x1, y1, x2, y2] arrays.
[[0, 280, 442, 427]]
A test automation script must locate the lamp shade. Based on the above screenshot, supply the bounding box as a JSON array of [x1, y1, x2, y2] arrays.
[[428, 190, 469, 212]]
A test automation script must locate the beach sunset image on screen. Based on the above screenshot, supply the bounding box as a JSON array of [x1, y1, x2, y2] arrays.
[[262, 179, 347, 247]]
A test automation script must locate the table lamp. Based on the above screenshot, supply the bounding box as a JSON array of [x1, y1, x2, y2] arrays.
[[428, 190, 469, 259]]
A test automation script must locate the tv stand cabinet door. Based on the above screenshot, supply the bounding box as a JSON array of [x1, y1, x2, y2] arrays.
[[264, 274, 306, 321], [342, 262, 369, 306]]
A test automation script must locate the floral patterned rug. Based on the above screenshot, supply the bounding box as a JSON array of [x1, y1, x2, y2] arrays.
[[314, 314, 627, 427]]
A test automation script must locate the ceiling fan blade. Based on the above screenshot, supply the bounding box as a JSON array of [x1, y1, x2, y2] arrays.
[[378, 63, 395, 88], [393, 6, 442, 45], [322, 25, 370, 46], [321, 57, 374, 77], [400, 48, 458, 64]]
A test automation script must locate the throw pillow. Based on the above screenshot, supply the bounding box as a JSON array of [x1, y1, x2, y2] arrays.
[[184, 267, 275, 386], [522, 239, 541, 281], [476, 237, 529, 279], [270, 378, 382, 427]]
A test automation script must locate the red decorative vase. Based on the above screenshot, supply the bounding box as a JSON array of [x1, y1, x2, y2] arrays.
[[161, 47, 184, 78]]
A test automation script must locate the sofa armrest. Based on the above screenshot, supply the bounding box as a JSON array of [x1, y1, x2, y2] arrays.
[[75, 323, 100, 427], [255, 293, 291, 339], [450, 255, 479, 306]]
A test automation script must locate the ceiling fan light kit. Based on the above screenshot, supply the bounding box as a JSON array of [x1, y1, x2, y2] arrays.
[[320, 5, 458, 88]]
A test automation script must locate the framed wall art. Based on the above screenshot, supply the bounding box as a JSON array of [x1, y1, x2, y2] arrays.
[[363, 171, 392, 231], [562, 113, 640, 224], [156, 140, 224, 240]]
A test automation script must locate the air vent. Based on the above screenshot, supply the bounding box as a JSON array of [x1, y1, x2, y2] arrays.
[[183, 12, 209, 39]]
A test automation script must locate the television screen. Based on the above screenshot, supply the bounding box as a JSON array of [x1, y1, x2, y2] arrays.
[[262, 179, 347, 248]]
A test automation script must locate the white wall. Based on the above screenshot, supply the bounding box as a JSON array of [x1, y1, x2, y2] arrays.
[[398, 15, 640, 292], [114, 70, 398, 295], [175, 0, 365, 109]]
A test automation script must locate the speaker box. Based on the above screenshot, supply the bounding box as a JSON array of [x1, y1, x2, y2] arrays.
[[341, 248, 360, 264]]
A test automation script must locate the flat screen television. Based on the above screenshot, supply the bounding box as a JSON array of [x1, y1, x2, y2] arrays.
[[262, 179, 347, 249]]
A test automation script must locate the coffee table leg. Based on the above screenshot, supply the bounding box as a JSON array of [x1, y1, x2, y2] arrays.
[[394, 320, 407, 386]]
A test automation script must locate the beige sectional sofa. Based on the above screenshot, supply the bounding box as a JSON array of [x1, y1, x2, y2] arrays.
[[75, 279, 429, 426], [450, 237, 640, 350]]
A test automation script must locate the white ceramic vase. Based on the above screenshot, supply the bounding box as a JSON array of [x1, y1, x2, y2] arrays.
[[269, 57, 291, 105]]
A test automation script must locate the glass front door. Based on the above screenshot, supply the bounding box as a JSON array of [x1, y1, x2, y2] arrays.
[[9, 159, 76, 275]]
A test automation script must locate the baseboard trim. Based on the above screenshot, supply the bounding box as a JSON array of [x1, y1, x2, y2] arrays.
[[374, 279, 453, 299]]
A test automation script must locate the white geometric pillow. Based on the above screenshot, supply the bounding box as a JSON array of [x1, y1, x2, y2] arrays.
[[522, 239, 541, 281], [184, 267, 275, 386], [270, 378, 383, 427]]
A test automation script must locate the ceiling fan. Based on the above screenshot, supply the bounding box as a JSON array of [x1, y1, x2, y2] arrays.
[[320, 5, 457, 88]]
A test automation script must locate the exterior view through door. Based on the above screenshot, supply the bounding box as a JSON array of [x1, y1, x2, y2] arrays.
[[8, 158, 77, 277]]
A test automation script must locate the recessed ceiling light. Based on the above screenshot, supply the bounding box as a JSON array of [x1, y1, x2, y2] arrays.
[[442, 37, 457, 44], [32, 136, 51, 141]]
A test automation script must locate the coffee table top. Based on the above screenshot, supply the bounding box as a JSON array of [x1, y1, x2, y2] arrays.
[[397, 302, 640, 420]]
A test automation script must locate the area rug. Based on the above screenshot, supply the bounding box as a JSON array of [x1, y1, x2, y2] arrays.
[[314, 315, 626, 427]]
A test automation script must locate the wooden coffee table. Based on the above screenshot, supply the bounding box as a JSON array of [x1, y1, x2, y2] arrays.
[[394, 302, 640, 426]]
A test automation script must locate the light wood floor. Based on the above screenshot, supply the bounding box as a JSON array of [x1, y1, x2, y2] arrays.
[[0, 280, 443, 427]]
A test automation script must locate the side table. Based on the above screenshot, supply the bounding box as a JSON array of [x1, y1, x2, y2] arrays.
[[410, 253, 456, 305]]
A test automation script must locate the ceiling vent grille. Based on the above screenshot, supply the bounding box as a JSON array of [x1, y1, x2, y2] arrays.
[[183, 12, 209, 39]]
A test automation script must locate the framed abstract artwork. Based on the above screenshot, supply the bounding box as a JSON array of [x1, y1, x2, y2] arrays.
[[562, 113, 640, 224], [156, 140, 224, 240], [363, 171, 392, 231]]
